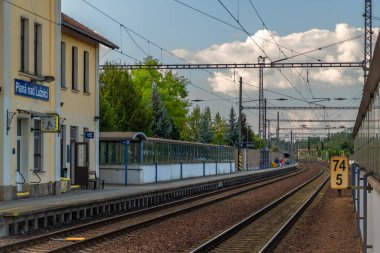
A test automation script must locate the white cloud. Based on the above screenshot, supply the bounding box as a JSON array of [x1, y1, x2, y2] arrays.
[[172, 24, 378, 94]]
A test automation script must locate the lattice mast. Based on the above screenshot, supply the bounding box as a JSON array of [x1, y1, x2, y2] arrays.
[[364, 0, 372, 83]]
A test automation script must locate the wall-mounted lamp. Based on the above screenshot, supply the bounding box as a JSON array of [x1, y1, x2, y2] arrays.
[[94, 116, 100, 121]]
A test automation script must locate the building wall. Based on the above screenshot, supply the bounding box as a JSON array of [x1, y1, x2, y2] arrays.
[[0, 0, 60, 200], [60, 31, 97, 181]]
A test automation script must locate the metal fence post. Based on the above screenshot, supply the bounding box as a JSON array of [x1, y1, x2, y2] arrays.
[[363, 171, 374, 253], [203, 161, 206, 177], [154, 162, 158, 183], [180, 162, 183, 179], [357, 168, 361, 238], [123, 140, 130, 186]]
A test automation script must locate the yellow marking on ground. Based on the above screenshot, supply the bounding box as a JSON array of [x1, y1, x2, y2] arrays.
[[65, 237, 85, 241], [15, 192, 30, 197]]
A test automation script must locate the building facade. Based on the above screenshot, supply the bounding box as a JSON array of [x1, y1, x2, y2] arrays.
[[0, 0, 117, 200]]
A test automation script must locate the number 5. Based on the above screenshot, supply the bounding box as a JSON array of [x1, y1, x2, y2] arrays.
[[336, 174, 342, 185]]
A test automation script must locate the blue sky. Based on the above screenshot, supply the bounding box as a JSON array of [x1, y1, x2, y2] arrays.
[[62, 0, 368, 54], [62, 0, 379, 136]]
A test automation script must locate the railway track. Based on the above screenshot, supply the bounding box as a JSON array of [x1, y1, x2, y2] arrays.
[[0, 166, 306, 253], [190, 163, 328, 253]]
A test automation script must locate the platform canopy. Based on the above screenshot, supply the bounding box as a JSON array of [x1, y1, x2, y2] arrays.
[[99, 132, 148, 142]]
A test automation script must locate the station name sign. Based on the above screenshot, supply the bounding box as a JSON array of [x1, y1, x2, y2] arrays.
[[15, 79, 49, 101]]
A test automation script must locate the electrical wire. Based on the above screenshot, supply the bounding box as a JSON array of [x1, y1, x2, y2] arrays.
[[3, 0, 60, 25]]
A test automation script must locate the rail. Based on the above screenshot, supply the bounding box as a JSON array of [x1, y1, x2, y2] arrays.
[[190, 168, 327, 252], [0, 166, 302, 253]]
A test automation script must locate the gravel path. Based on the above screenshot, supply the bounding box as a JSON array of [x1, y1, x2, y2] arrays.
[[273, 182, 362, 253]]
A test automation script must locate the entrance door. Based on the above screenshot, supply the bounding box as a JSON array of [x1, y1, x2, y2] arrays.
[[75, 142, 88, 185]]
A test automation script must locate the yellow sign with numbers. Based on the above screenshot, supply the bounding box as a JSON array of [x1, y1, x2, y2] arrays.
[[330, 156, 349, 189]]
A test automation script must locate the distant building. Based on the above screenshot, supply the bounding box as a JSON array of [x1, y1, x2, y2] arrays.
[[0, 0, 117, 200]]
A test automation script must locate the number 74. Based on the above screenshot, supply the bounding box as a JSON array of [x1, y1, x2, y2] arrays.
[[332, 159, 346, 171]]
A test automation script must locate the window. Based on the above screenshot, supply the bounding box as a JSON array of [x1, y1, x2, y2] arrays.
[[61, 42, 66, 88], [71, 46, 78, 90], [34, 120, 43, 171], [20, 18, 29, 72], [34, 23, 42, 76], [83, 51, 89, 93]]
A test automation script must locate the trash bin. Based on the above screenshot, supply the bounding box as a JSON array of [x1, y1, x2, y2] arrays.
[[60, 177, 70, 193]]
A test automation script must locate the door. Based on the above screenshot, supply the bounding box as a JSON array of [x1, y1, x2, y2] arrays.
[[75, 142, 89, 185]]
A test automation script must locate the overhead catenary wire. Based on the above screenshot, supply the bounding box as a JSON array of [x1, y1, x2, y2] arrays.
[[218, 0, 309, 103], [246, 0, 320, 120]]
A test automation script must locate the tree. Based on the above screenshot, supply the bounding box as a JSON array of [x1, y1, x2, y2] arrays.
[[181, 106, 201, 142], [151, 85, 172, 138], [199, 107, 214, 143], [227, 107, 239, 147], [132, 57, 190, 137], [99, 63, 151, 133], [212, 112, 228, 145]]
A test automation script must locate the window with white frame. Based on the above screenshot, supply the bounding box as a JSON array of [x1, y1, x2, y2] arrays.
[[61, 41, 66, 88], [72, 46, 78, 90], [20, 17, 29, 72], [34, 23, 42, 76], [83, 51, 89, 93]]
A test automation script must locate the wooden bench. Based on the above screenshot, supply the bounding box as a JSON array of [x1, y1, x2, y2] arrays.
[[87, 170, 105, 190]]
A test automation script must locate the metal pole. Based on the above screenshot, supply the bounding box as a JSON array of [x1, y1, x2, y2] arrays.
[[238, 77, 243, 170], [123, 140, 129, 186], [276, 112, 279, 147], [363, 171, 374, 253], [364, 0, 372, 83], [290, 130, 293, 159]]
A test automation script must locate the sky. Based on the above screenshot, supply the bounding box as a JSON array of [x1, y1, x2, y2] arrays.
[[62, 0, 379, 139]]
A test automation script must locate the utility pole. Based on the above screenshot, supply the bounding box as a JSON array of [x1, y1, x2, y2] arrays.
[[264, 98, 267, 140], [276, 112, 280, 147], [364, 0, 372, 83], [290, 130, 293, 159], [238, 77, 243, 170], [258, 56, 266, 139], [267, 119, 271, 147]]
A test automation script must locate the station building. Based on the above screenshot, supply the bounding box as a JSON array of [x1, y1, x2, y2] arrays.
[[0, 0, 117, 200]]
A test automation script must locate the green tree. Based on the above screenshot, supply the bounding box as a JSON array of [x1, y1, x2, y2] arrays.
[[212, 112, 228, 145], [132, 57, 190, 136], [199, 107, 214, 143], [181, 106, 201, 141], [99, 64, 151, 133], [151, 85, 172, 138], [227, 107, 238, 147], [252, 132, 266, 149]]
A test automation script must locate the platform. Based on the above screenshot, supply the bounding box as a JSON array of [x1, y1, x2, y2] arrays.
[[0, 166, 296, 237]]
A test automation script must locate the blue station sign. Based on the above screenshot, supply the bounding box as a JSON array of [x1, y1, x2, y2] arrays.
[[14, 79, 49, 101], [85, 131, 94, 139]]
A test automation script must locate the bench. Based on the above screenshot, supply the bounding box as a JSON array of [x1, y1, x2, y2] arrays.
[[87, 170, 105, 190]]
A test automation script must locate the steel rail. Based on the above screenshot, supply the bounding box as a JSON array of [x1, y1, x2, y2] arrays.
[[259, 174, 329, 252], [190, 167, 326, 253], [45, 167, 305, 253], [0, 167, 301, 253]]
